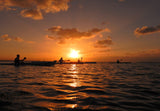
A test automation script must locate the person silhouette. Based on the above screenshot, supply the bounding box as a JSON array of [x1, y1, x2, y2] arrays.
[[14, 54, 26, 66], [14, 54, 20, 66], [117, 59, 120, 64], [59, 57, 63, 64]]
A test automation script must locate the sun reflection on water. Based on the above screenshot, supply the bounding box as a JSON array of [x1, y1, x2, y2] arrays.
[[68, 64, 81, 88], [66, 104, 78, 109], [65, 64, 81, 109]]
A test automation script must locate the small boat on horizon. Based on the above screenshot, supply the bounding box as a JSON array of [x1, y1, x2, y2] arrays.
[[116, 59, 131, 64]]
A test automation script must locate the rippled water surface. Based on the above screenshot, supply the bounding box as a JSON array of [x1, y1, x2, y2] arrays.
[[0, 63, 160, 111]]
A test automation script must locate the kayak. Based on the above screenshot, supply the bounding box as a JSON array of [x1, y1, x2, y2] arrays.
[[0, 61, 57, 66]]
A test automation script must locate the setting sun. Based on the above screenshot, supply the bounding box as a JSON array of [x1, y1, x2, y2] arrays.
[[69, 49, 80, 58]]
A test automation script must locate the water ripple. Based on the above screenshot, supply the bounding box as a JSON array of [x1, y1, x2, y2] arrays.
[[0, 63, 160, 111]]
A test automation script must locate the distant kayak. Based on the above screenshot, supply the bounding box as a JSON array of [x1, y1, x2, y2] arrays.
[[0, 61, 56, 66], [107, 62, 132, 64]]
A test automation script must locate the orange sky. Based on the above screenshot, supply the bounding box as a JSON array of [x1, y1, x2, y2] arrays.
[[0, 0, 160, 62]]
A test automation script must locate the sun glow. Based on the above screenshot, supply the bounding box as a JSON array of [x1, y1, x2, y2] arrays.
[[69, 49, 80, 58]]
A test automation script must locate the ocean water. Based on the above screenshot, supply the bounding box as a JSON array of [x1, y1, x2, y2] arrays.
[[0, 63, 160, 111]]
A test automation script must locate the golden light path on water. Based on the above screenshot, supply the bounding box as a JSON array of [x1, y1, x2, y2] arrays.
[[22, 63, 111, 110], [40, 64, 81, 110], [68, 64, 81, 88], [1, 63, 159, 111], [65, 64, 79, 109]]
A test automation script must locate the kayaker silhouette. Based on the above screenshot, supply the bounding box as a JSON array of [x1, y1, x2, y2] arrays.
[[117, 59, 120, 64], [59, 57, 63, 64], [14, 54, 26, 66]]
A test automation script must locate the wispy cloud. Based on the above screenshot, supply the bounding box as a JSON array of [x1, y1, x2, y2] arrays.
[[134, 25, 160, 35], [21, 9, 43, 20], [14, 37, 24, 42], [0, 0, 71, 20], [1, 34, 11, 41], [94, 36, 113, 48], [1, 34, 34, 43], [46, 26, 111, 44], [1, 34, 24, 42]]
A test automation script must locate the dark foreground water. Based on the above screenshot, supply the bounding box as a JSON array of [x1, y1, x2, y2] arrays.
[[0, 63, 160, 111]]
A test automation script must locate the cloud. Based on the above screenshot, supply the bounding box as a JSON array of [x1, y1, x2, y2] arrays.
[[134, 25, 160, 35], [46, 35, 55, 40], [1, 34, 34, 43], [21, 9, 43, 20], [46, 26, 111, 44], [1, 34, 11, 41], [1, 34, 23, 42], [14, 37, 24, 42], [0, 0, 71, 20], [94, 36, 113, 48]]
